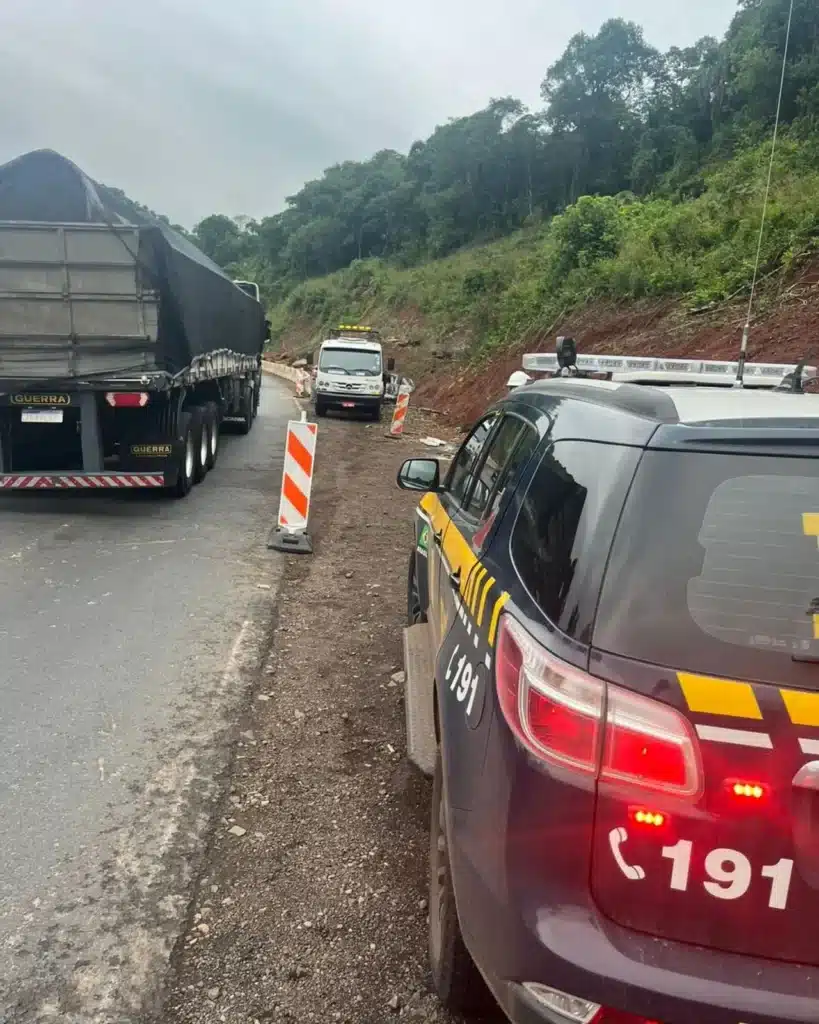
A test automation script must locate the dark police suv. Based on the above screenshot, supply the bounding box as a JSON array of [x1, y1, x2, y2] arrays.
[[398, 342, 819, 1024]]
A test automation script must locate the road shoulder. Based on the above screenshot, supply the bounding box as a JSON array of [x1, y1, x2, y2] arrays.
[[159, 409, 461, 1024]]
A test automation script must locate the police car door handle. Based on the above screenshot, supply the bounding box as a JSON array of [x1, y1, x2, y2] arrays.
[[448, 567, 461, 589], [433, 529, 443, 547]]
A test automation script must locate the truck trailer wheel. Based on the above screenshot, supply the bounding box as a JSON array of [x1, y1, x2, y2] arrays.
[[191, 406, 209, 483], [204, 401, 220, 470], [170, 411, 195, 498], [236, 386, 254, 435]]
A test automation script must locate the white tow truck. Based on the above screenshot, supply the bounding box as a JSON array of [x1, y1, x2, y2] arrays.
[[311, 325, 394, 421]]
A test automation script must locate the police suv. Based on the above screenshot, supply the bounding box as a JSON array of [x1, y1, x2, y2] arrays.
[[398, 339, 819, 1024]]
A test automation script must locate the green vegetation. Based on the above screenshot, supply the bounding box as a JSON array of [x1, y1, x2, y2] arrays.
[[268, 133, 819, 353], [191, 0, 819, 354]]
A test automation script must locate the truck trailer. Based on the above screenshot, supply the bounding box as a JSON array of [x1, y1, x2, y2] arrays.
[[0, 149, 268, 497]]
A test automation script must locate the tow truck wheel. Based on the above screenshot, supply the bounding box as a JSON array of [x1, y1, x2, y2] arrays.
[[429, 749, 491, 1014]]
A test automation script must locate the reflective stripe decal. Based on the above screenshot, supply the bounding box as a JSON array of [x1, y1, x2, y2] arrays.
[[781, 688, 819, 727], [802, 512, 819, 539], [696, 725, 773, 748], [468, 566, 487, 612], [476, 575, 495, 627], [677, 672, 763, 720], [488, 592, 509, 647]]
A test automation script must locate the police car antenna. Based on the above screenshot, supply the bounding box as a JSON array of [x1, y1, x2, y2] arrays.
[[735, 0, 794, 389]]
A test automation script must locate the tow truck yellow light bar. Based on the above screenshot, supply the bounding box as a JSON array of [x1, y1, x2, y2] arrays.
[[337, 324, 373, 332]]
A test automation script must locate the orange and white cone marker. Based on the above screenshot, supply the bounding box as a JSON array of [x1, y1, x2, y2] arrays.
[[267, 411, 317, 554], [387, 384, 411, 438]]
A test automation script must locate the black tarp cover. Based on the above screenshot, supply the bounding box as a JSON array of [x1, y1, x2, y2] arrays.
[[0, 149, 265, 373]]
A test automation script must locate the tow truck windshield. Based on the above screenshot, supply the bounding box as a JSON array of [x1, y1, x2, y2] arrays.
[[319, 347, 382, 376]]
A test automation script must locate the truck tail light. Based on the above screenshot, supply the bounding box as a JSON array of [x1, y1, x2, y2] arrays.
[[105, 392, 149, 408], [496, 615, 702, 798]]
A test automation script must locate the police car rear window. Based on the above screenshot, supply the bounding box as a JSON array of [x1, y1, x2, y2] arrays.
[[594, 449, 819, 687]]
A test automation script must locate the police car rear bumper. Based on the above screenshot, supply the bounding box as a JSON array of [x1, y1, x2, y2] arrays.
[[448, 814, 818, 1024]]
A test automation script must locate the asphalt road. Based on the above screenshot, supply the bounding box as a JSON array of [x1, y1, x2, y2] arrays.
[[0, 376, 294, 1023]]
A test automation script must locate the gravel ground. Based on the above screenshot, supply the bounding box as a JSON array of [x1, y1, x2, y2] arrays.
[[157, 404, 492, 1024]]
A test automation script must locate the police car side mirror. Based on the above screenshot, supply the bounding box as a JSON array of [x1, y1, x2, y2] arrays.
[[387, 357, 396, 371], [397, 458, 440, 492]]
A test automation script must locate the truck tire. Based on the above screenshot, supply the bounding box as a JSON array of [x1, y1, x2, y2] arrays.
[[170, 411, 195, 498], [429, 749, 491, 1014], [204, 401, 220, 470], [371, 403, 383, 423], [236, 386, 254, 435], [252, 373, 262, 419], [191, 406, 209, 483], [315, 399, 327, 418]]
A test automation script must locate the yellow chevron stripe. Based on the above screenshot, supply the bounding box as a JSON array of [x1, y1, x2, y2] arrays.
[[469, 566, 488, 614], [488, 592, 509, 647], [781, 688, 819, 727], [463, 564, 478, 606], [476, 575, 496, 628], [677, 672, 762, 720], [814, 614, 819, 640]]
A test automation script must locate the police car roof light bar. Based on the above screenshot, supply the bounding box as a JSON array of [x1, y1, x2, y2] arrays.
[[521, 352, 817, 389]]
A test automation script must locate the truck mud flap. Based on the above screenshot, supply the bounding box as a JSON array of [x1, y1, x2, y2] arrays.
[[403, 622, 438, 777]]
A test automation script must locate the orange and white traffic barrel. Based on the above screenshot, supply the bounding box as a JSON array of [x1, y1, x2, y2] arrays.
[[388, 385, 411, 438], [268, 412, 317, 554]]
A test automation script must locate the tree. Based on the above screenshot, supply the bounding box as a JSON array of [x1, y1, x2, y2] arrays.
[[192, 214, 253, 268]]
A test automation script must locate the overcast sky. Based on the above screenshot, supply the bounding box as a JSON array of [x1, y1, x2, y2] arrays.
[[0, 0, 738, 228]]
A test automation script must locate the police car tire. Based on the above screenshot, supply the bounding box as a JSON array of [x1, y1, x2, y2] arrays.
[[407, 552, 426, 625], [429, 749, 490, 1014]]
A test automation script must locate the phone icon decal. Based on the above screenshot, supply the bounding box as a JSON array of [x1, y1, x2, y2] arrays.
[[608, 826, 646, 881]]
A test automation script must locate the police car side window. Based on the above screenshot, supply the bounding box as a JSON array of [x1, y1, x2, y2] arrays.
[[510, 440, 640, 638], [464, 417, 538, 521], [447, 415, 498, 507]]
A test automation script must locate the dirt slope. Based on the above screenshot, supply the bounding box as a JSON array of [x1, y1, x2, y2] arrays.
[[414, 261, 819, 427]]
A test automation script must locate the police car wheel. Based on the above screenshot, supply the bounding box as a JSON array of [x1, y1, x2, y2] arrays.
[[429, 749, 490, 1013], [407, 552, 426, 625]]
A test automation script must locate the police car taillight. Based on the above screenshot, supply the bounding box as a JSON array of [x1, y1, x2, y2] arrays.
[[496, 616, 702, 798]]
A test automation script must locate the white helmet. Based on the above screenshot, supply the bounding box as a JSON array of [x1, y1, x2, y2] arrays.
[[506, 370, 532, 390]]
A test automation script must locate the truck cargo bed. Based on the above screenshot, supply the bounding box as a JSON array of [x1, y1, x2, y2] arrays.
[[0, 150, 266, 383], [0, 222, 159, 380]]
